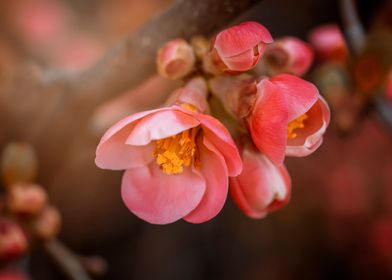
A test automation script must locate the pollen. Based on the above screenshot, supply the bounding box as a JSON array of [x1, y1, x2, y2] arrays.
[[153, 128, 198, 175], [287, 114, 308, 139]]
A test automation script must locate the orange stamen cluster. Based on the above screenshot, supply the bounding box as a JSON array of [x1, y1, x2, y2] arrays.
[[153, 128, 198, 175], [287, 114, 308, 139]]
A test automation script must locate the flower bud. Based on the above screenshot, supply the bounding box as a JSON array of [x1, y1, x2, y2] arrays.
[[263, 36, 314, 76], [0, 269, 30, 280], [1, 142, 38, 187], [203, 21, 273, 74], [31, 206, 61, 241], [7, 183, 47, 215], [157, 39, 195, 80], [308, 24, 348, 64], [0, 218, 28, 262], [230, 140, 291, 218]]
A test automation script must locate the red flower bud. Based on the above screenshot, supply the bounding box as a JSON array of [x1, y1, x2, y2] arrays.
[[0, 219, 28, 262]]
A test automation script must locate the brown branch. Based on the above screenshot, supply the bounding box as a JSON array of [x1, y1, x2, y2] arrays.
[[339, 0, 366, 56], [45, 0, 263, 109]]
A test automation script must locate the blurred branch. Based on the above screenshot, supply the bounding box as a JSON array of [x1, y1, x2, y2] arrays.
[[374, 97, 392, 132], [44, 239, 91, 280], [44, 0, 263, 109], [339, 0, 365, 56]]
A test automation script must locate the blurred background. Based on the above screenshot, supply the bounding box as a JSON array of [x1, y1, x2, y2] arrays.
[[0, 0, 391, 279]]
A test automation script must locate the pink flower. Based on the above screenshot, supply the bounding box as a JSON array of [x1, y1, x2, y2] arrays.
[[95, 78, 242, 224], [263, 36, 314, 76], [249, 74, 330, 164], [230, 141, 291, 218], [204, 21, 273, 74], [308, 24, 348, 64], [157, 39, 195, 80], [209, 74, 330, 164]]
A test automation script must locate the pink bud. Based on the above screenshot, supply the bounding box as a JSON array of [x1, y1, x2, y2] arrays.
[[230, 141, 291, 218], [7, 183, 47, 216], [164, 76, 209, 113], [157, 39, 195, 80], [0, 219, 28, 262], [308, 24, 348, 63], [31, 206, 61, 241], [204, 21, 273, 74], [263, 36, 314, 76]]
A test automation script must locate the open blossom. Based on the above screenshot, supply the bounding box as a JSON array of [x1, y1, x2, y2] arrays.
[[230, 140, 291, 218], [95, 78, 242, 224], [308, 24, 348, 63], [157, 39, 195, 80], [210, 74, 330, 164], [263, 36, 314, 76], [204, 21, 273, 74]]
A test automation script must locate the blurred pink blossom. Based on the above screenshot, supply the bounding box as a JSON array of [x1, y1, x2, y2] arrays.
[[0, 218, 27, 262], [308, 24, 348, 63], [264, 36, 314, 76]]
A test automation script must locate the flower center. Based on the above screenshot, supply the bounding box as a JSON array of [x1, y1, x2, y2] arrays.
[[287, 114, 308, 139], [153, 128, 198, 175]]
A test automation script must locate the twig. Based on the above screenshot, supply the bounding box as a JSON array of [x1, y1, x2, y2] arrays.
[[338, 0, 366, 56], [44, 239, 91, 280]]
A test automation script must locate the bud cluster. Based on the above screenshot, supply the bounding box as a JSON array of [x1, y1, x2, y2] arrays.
[[0, 143, 61, 266]]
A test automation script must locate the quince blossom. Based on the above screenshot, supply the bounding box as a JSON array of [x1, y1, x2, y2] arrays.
[[95, 78, 242, 224]]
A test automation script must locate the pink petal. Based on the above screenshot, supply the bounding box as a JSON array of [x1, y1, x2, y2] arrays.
[[196, 114, 242, 176], [126, 109, 200, 145], [184, 136, 229, 223], [95, 108, 167, 170], [250, 79, 288, 165], [214, 21, 273, 58], [286, 96, 330, 157], [121, 163, 206, 224], [270, 74, 319, 121], [230, 149, 291, 218]]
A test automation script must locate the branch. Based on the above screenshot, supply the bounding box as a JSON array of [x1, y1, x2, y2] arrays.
[[46, 0, 263, 109], [44, 239, 91, 280], [339, 0, 366, 55]]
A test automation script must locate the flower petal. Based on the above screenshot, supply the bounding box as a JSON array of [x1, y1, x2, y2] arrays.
[[270, 74, 319, 121], [250, 79, 288, 165], [126, 109, 200, 145], [95, 109, 167, 170], [214, 21, 273, 58], [184, 136, 228, 223], [230, 149, 291, 218], [286, 96, 330, 156], [196, 114, 242, 176], [121, 163, 206, 224]]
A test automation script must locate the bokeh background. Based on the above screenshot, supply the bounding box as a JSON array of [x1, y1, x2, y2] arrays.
[[0, 0, 391, 279]]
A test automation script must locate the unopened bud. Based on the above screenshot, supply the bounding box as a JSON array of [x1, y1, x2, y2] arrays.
[[0, 218, 28, 262], [1, 142, 38, 187], [31, 206, 61, 241], [157, 39, 195, 80], [7, 183, 47, 215]]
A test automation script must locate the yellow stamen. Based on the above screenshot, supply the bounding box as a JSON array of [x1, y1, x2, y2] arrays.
[[152, 128, 198, 175], [287, 114, 308, 139]]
